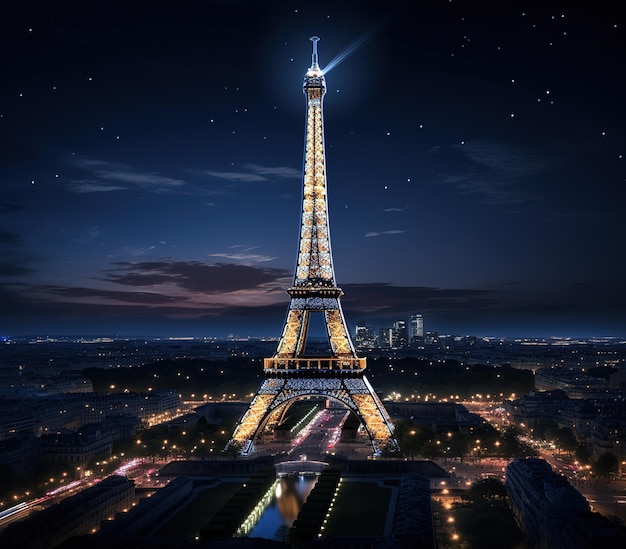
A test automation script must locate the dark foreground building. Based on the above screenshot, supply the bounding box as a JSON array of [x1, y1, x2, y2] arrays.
[[506, 458, 625, 548]]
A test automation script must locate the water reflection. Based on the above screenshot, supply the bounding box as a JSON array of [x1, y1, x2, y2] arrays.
[[248, 475, 316, 541]]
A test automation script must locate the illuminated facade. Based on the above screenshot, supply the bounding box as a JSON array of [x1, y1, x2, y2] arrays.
[[229, 38, 398, 455], [410, 314, 424, 340]]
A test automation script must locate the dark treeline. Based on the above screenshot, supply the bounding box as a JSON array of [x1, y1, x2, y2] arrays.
[[80, 356, 534, 400], [364, 357, 534, 399], [81, 357, 263, 398]]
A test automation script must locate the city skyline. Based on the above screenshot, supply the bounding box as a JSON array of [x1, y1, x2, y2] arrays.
[[1, 2, 625, 339]]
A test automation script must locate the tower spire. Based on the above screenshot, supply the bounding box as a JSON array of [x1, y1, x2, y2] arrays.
[[310, 35, 320, 70]]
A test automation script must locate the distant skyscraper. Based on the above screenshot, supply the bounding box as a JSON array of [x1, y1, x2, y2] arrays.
[[410, 314, 424, 341], [380, 327, 394, 349], [393, 320, 408, 348], [227, 38, 398, 455], [378, 322, 408, 349], [355, 325, 377, 349]]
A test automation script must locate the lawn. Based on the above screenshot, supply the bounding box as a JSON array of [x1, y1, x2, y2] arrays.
[[154, 482, 241, 539], [322, 481, 392, 537]]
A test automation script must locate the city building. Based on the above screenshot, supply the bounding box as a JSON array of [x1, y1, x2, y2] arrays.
[[504, 389, 570, 430], [380, 326, 394, 349], [506, 458, 625, 548], [410, 314, 424, 341], [392, 320, 408, 349], [0, 372, 93, 398], [356, 316, 423, 351], [0, 407, 36, 440], [355, 324, 378, 350], [38, 426, 115, 469], [535, 367, 618, 400], [0, 436, 37, 476], [385, 401, 483, 434], [96, 476, 194, 541], [0, 475, 135, 549], [588, 415, 626, 463], [505, 390, 626, 467]]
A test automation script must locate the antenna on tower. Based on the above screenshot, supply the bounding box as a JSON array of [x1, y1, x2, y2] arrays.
[[310, 36, 320, 68]]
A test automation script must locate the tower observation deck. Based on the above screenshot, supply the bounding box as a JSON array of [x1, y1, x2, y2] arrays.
[[228, 38, 399, 456]]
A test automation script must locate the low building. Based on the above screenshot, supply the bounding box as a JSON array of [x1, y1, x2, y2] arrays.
[[0, 407, 36, 440], [38, 427, 114, 468], [96, 476, 194, 541], [588, 416, 626, 463], [0, 372, 93, 398], [504, 389, 569, 429], [0, 436, 37, 476], [385, 401, 483, 433], [535, 367, 619, 400], [0, 475, 135, 549]]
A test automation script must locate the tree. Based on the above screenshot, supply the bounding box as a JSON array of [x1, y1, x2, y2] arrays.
[[223, 440, 243, 458], [393, 420, 427, 458], [455, 477, 527, 548], [575, 444, 590, 465], [593, 451, 619, 478], [462, 477, 508, 507], [556, 427, 578, 454]]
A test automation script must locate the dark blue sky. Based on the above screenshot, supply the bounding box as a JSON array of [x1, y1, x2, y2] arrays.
[[1, 1, 625, 338]]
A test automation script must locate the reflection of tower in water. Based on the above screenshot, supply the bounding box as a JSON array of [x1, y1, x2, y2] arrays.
[[276, 476, 316, 524]]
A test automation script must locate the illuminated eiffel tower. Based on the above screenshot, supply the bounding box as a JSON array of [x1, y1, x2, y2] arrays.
[[229, 37, 398, 456]]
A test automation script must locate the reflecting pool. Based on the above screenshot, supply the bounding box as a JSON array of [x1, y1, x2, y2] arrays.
[[247, 475, 317, 542]]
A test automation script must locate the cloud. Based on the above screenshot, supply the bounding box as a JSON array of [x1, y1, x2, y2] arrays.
[[244, 164, 301, 179], [70, 158, 184, 192], [364, 230, 406, 237], [104, 260, 290, 294], [71, 181, 128, 193], [337, 278, 626, 332], [0, 261, 36, 277], [41, 285, 181, 305], [341, 283, 497, 317], [2, 274, 624, 336], [200, 163, 301, 183], [209, 245, 277, 264], [438, 140, 549, 205], [0, 231, 20, 245], [456, 140, 547, 173], [101, 171, 184, 187], [557, 211, 605, 219], [74, 225, 101, 243], [209, 252, 277, 263], [202, 170, 266, 182], [0, 203, 26, 214], [0, 260, 293, 327], [0, 227, 37, 277]]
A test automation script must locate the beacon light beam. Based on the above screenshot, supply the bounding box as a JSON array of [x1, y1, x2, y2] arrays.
[[321, 24, 383, 75]]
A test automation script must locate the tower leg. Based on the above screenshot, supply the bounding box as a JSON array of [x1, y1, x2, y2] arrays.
[[227, 375, 398, 455]]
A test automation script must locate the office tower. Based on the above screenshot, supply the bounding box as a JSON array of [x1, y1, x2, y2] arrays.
[[410, 314, 424, 341]]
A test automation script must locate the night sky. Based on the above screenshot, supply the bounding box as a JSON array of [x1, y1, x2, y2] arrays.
[[1, 1, 624, 339]]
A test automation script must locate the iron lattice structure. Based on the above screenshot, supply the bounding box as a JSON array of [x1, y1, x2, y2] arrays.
[[229, 38, 398, 455]]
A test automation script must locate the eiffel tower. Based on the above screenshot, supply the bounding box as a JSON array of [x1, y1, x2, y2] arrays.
[[229, 37, 398, 456]]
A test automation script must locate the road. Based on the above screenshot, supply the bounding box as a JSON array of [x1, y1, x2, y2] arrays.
[[0, 458, 156, 532], [287, 408, 347, 459], [469, 404, 626, 523]]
